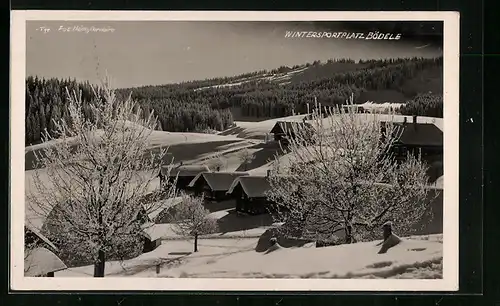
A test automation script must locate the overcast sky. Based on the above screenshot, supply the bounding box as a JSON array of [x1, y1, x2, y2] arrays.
[[26, 21, 443, 88]]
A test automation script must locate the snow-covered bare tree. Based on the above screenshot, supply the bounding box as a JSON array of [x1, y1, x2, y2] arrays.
[[266, 95, 435, 244], [237, 148, 255, 171], [23, 238, 38, 275], [27, 76, 176, 277], [172, 194, 218, 252]]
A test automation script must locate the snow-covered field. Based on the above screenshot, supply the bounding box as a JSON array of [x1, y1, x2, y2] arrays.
[[55, 234, 443, 279], [220, 114, 443, 141]]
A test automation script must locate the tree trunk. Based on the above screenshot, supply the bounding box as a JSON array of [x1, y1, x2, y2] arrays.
[[345, 225, 353, 244], [93, 249, 106, 277], [194, 234, 198, 252]]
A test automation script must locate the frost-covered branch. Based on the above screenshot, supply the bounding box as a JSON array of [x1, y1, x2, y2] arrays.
[[267, 94, 432, 244]]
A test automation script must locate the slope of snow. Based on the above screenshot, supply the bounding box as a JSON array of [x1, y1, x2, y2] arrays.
[[55, 234, 442, 279], [221, 115, 307, 140], [193, 67, 308, 92]]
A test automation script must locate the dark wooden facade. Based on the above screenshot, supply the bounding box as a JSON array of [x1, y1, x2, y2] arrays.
[[382, 116, 443, 163]]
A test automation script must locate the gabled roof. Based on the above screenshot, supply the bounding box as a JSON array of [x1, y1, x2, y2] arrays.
[[25, 225, 59, 252], [393, 122, 443, 147], [227, 176, 272, 198], [188, 172, 249, 191], [161, 165, 211, 177], [24, 247, 67, 277], [270, 121, 314, 135]]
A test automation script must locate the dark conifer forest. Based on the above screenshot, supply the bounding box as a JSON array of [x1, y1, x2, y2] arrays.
[[25, 56, 443, 146]]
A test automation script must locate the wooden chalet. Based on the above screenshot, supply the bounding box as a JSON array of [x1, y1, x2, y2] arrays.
[[188, 172, 249, 201], [227, 175, 274, 215], [24, 225, 67, 277], [160, 164, 211, 191], [383, 115, 443, 162], [270, 121, 314, 144]]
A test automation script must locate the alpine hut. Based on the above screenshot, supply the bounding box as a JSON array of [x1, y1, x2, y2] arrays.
[[24, 225, 67, 277]]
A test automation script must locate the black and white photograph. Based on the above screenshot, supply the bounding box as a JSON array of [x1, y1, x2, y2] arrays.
[[10, 11, 459, 291]]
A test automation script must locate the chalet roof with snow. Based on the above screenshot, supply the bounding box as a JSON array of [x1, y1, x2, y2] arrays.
[[227, 176, 272, 198], [24, 247, 67, 277], [141, 222, 178, 241], [270, 121, 314, 135], [188, 172, 249, 191], [390, 121, 443, 147], [25, 225, 59, 252], [161, 165, 211, 177]]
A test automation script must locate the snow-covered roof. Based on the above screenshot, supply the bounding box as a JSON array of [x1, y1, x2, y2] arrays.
[[161, 165, 211, 177], [145, 196, 184, 222], [227, 176, 272, 198]]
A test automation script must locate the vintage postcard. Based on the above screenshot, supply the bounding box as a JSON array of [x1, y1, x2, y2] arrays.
[[10, 11, 459, 291]]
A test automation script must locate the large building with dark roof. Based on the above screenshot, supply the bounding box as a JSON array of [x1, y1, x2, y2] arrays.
[[188, 172, 249, 201], [24, 225, 67, 277]]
